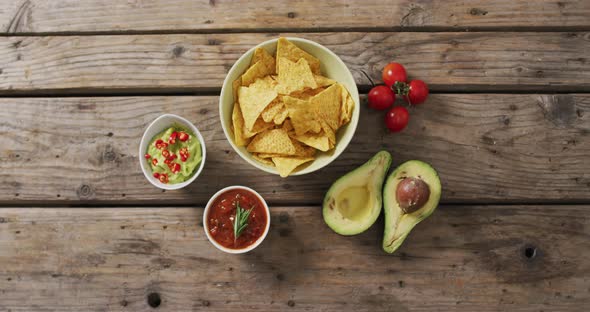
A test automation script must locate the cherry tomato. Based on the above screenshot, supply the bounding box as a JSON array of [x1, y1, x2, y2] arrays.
[[180, 155, 188, 162], [151, 158, 158, 166], [405, 80, 429, 105], [153, 172, 160, 179], [168, 154, 177, 161], [178, 132, 189, 142], [159, 173, 169, 184], [171, 163, 181, 174], [368, 85, 395, 110], [168, 132, 178, 144], [164, 158, 172, 165], [161, 149, 170, 159], [385, 106, 409, 133], [144, 154, 151, 159], [382, 62, 407, 87]]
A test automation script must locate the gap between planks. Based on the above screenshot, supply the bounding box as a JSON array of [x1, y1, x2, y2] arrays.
[[2, 26, 590, 37], [1, 201, 590, 209], [2, 87, 590, 98]]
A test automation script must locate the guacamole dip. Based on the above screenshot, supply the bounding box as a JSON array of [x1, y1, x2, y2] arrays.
[[146, 125, 202, 184]]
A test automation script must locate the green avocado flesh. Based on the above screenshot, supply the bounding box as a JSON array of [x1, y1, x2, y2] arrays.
[[382, 160, 441, 253], [323, 151, 392, 235]]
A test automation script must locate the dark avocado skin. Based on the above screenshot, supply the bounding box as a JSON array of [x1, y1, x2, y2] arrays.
[[382, 160, 441, 254]]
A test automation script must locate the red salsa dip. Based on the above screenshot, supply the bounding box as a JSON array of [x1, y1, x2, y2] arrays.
[[206, 189, 268, 250]]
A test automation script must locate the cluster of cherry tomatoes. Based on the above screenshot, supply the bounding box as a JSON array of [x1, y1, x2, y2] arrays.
[[368, 62, 429, 132]]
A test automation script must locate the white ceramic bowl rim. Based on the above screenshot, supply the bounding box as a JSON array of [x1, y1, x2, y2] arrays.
[[203, 185, 271, 254], [138, 113, 207, 190], [219, 37, 360, 176]]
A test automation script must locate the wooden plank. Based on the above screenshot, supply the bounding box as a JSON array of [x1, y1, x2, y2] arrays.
[[1, 32, 589, 93], [1, 0, 589, 34], [1, 94, 589, 205], [0, 205, 588, 311]]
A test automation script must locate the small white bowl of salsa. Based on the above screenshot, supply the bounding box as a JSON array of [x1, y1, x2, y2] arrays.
[[139, 114, 206, 190], [204, 186, 270, 254]]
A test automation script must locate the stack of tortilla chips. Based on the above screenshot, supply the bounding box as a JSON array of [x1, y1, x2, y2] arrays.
[[231, 37, 354, 177]]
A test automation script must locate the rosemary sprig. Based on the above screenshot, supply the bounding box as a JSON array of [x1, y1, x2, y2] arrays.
[[233, 201, 253, 243]]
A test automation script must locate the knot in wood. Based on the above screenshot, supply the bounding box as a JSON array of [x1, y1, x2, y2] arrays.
[[278, 212, 289, 223], [103, 149, 117, 162], [77, 184, 94, 199], [147, 292, 161, 308]]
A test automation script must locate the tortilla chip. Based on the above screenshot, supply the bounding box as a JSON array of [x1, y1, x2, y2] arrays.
[[340, 89, 354, 127], [282, 119, 294, 131], [242, 48, 276, 86], [273, 106, 289, 125], [232, 78, 241, 102], [311, 84, 341, 131], [292, 139, 317, 157], [251, 75, 278, 91], [254, 138, 314, 158], [290, 131, 331, 152], [319, 119, 336, 147], [243, 117, 273, 139], [290, 87, 325, 100], [283, 95, 321, 136], [272, 156, 315, 178], [314, 75, 336, 87], [242, 61, 273, 86], [276, 57, 317, 94], [252, 154, 275, 166], [239, 85, 277, 131], [250, 47, 276, 74], [276, 37, 321, 74], [258, 134, 316, 158], [232, 102, 250, 146], [247, 128, 296, 155], [261, 99, 284, 123], [255, 153, 278, 159]]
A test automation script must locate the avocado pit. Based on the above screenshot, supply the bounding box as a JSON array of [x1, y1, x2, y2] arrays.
[[382, 160, 441, 254], [396, 177, 430, 214]]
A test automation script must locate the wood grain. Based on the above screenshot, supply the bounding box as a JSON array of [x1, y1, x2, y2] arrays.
[[0, 205, 588, 311], [1, 32, 589, 94], [1, 0, 589, 34], [1, 94, 588, 205]]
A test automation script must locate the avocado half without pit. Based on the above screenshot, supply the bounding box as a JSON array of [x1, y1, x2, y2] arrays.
[[382, 160, 441, 253], [322, 151, 392, 235]]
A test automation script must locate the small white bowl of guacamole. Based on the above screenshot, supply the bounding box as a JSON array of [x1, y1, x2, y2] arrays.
[[139, 114, 206, 190]]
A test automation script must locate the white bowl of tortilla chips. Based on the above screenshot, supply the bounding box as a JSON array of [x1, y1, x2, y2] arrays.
[[219, 37, 359, 177]]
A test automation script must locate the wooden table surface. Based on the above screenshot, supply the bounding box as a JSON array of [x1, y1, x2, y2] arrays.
[[1, 1, 589, 311]]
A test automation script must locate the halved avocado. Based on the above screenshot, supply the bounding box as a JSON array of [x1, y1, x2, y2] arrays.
[[382, 160, 441, 253], [323, 151, 392, 235]]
